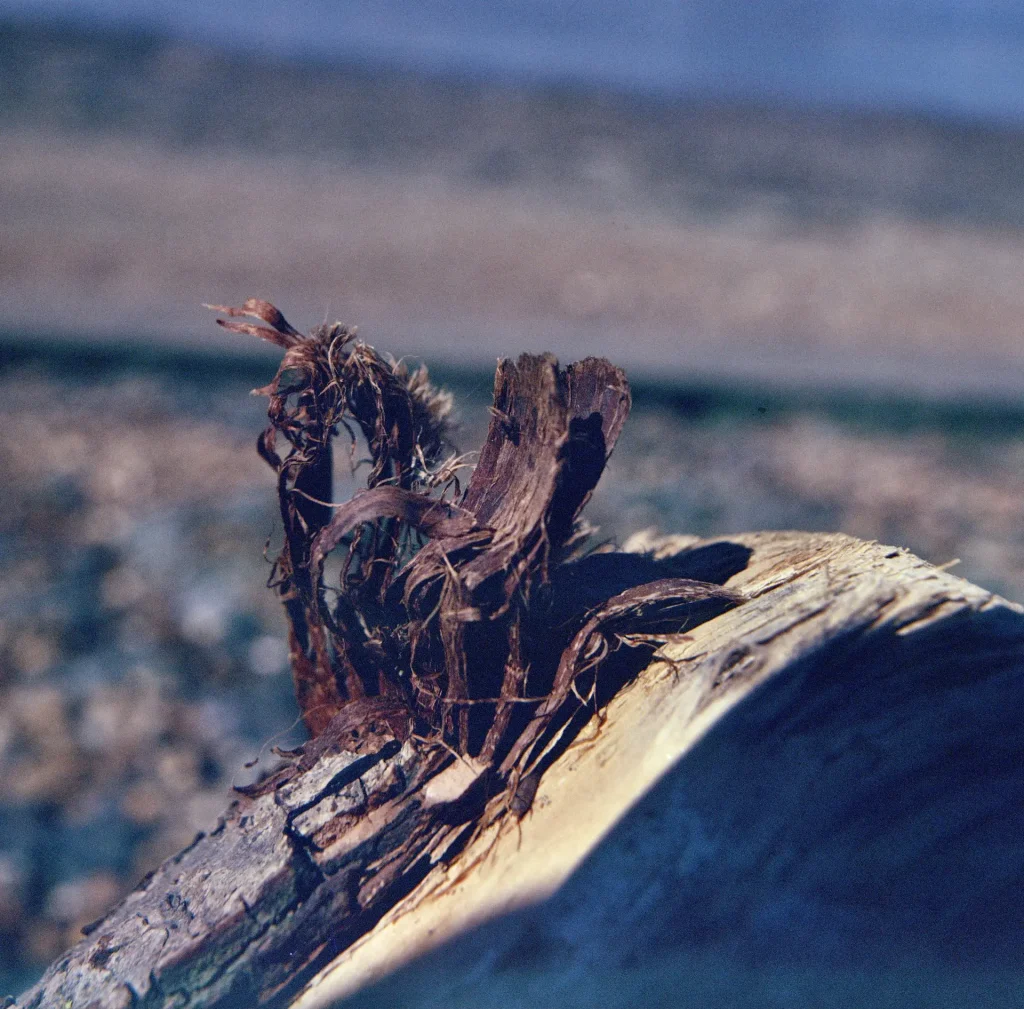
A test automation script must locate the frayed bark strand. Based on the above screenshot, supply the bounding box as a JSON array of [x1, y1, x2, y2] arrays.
[[208, 300, 739, 796], [12, 307, 746, 1009]]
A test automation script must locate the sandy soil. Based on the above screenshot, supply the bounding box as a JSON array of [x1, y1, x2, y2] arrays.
[[5, 22, 1024, 394], [5, 131, 1024, 400]]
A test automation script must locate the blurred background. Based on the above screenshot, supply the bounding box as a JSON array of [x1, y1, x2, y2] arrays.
[[3, 1, 1024, 998]]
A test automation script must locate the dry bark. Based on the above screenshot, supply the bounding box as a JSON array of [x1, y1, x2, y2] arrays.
[[202, 300, 736, 771], [16, 310, 739, 1007], [293, 531, 1024, 1009]]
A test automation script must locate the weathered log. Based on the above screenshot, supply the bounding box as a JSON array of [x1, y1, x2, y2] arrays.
[[292, 529, 1024, 1008], [20, 308, 1021, 1006], [18, 529, 1024, 1008], [14, 531, 735, 1009]]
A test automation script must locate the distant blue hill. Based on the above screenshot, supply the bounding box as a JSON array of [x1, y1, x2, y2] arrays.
[[4, 17, 1024, 230], [6, 0, 1024, 123]]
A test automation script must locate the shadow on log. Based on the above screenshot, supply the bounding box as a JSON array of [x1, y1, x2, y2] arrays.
[[298, 533, 1024, 1009]]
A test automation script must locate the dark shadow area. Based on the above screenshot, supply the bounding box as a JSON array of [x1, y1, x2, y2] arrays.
[[339, 598, 1024, 1008], [496, 541, 752, 776], [10, 329, 1024, 442], [543, 540, 754, 627], [650, 378, 1024, 441]]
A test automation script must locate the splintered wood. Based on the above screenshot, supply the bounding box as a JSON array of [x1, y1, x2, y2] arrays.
[[215, 299, 739, 800], [17, 305, 740, 1008]]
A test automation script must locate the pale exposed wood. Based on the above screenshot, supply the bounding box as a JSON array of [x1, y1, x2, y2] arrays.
[[18, 531, 1024, 1008], [292, 530, 1024, 1009]]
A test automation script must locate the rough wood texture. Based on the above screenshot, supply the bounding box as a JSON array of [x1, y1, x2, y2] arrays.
[[291, 530, 1024, 1009], [18, 530, 1024, 1007], [16, 738, 449, 1009]]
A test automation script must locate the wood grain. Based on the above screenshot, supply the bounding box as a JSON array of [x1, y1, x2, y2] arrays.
[[19, 531, 1024, 1008], [294, 531, 1024, 1008]]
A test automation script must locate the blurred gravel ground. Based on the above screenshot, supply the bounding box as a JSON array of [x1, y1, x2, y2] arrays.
[[0, 364, 297, 992], [1, 359, 1023, 997]]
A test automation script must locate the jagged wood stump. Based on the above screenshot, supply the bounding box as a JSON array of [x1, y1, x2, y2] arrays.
[[18, 529, 1024, 1008]]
